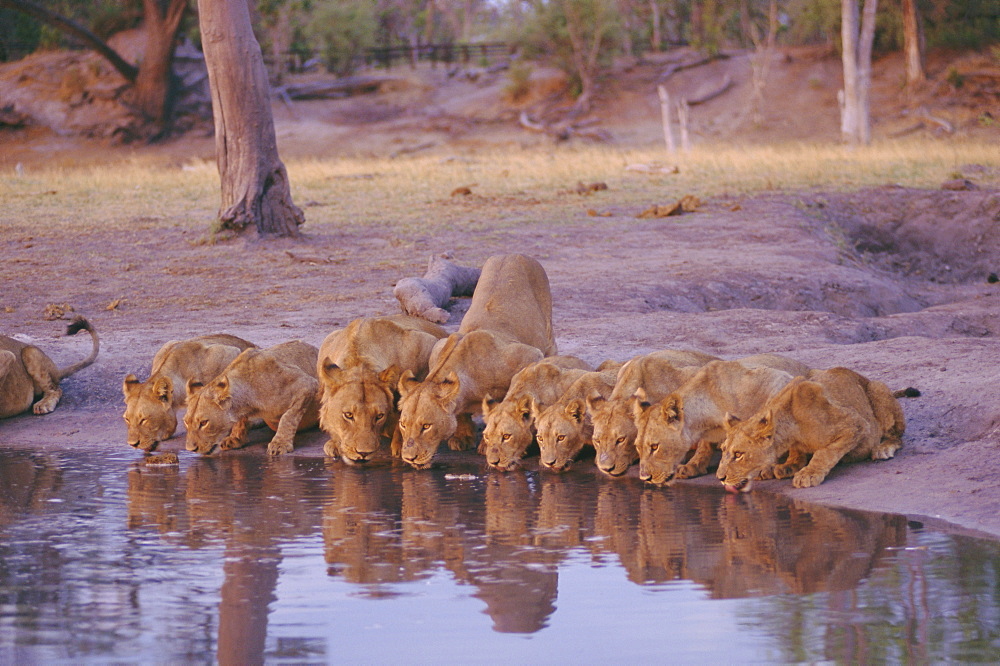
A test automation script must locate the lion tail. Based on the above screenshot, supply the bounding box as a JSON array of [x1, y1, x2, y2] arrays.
[[892, 387, 921, 398], [59, 316, 100, 379]]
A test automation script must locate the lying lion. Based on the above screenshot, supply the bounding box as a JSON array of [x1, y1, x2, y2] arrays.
[[587, 350, 718, 477], [122, 334, 256, 451], [397, 254, 556, 469], [717, 366, 906, 492], [1, 316, 99, 419], [316, 315, 447, 464], [633, 354, 808, 485], [533, 365, 621, 471], [184, 340, 320, 456], [481, 356, 592, 471]]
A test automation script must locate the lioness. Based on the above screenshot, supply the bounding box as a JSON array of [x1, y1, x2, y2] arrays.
[[533, 366, 620, 471], [316, 315, 447, 463], [1, 316, 99, 419], [122, 334, 256, 451], [184, 340, 321, 456], [397, 254, 556, 469], [481, 356, 592, 471], [717, 367, 906, 492], [587, 349, 718, 477], [633, 354, 807, 485]]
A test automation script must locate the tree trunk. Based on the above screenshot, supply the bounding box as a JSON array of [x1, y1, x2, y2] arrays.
[[840, 0, 877, 144], [901, 0, 925, 86], [650, 0, 661, 52], [133, 0, 187, 125], [197, 0, 304, 237]]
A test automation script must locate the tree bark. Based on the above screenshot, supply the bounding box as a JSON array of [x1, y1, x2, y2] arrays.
[[133, 0, 187, 125], [650, 0, 662, 51], [197, 0, 304, 237], [840, 0, 877, 144], [901, 0, 925, 86]]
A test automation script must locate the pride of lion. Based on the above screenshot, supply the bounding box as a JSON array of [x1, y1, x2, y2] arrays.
[[2, 253, 914, 492]]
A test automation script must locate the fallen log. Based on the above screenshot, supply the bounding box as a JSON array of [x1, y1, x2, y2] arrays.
[[394, 255, 481, 324], [687, 74, 733, 106]]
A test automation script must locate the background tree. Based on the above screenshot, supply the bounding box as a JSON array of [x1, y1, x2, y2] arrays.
[[198, 0, 303, 237], [900, 0, 924, 85], [840, 0, 878, 144]]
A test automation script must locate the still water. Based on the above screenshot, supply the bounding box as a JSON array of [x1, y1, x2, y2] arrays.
[[0, 447, 998, 663]]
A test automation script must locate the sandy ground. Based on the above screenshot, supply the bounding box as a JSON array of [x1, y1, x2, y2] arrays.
[[2, 183, 1000, 539], [2, 46, 1000, 539]]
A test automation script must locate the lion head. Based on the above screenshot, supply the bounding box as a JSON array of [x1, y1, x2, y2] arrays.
[[633, 391, 689, 485], [396, 370, 461, 469], [481, 394, 535, 471], [587, 394, 639, 476], [319, 362, 398, 464], [183, 376, 238, 455], [122, 374, 178, 452], [534, 398, 590, 471], [717, 411, 778, 493]]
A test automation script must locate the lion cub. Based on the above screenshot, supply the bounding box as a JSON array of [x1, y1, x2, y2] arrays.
[[717, 367, 906, 492], [317, 315, 447, 464], [587, 350, 719, 477], [532, 364, 621, 471], [1, 316, 99, 419], [481, 356, 592, 471], [633, 354, 808, 485], [397, 254, 557, 469], [123, 334, 256, 451], [184, 341, 320, 456]]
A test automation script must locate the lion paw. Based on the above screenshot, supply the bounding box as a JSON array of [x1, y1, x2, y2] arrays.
[[267, 439, 294, 456], [772, 463, 798, 479], [323, 439, 340, 458], [448, 435, 473, 451], [220, 436, 244, 451], [792, 469, 825, 488], [676, 463, 702, 479], [871, 440, 901, 460]]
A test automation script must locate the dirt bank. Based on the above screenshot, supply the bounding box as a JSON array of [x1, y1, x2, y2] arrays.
[[2, 185, 999, 538]]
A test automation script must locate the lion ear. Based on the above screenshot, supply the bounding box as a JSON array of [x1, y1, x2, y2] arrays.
[[320, 359, 345, 386], [756, 409, 775, 436], [723, 412, 741, 432], [661, 395, 682, 424], [565, 398, 585, 423], [528, 397, 543, 422], [212, 377, 232, 407], [186, 378, 205, 400], [378, 364, 401, 389], [398, 369, 420, 397], [631, 390, 651, 420], [481, 393, 500, 417], [585, 392, 606, 413], [123, 374, 140, 399], [152, 376, 173, 404], [436, 371, 462, 404], [515, 395, 533, 421]]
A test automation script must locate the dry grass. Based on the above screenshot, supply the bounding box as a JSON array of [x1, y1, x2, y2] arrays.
[[2, 140, 997, 236]]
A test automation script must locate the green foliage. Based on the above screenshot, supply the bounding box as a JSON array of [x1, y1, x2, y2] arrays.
[[304, 1, 377, 75], [0, 8, 42, 61], [946, 66, 964, 89], [924, 0, 1000, 49], [503, 61, 533, 102]]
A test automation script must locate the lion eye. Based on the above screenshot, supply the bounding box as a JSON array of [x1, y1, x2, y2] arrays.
[[343, 412, 354, 421], [649, 442, 659, 452], [199, 420, 209, 429], [398, 423, 407, 430], [374, 413, 385, 422], [734, 452, 744, 460], [616, 436, 626, 445], [556, 435, 565, 442], [501, 433, 511, 441], [421, 424, 431, 431]]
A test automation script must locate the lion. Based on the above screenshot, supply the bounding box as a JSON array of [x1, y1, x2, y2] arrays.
[[397, 254, 556, 469], [316, 315, 447, 464], [184, 340, 321, 456], [481, 356, 592, 471], [122, 334, 256, 451], [717, 366, 906, 492], [633, 354, 807, 485], [1, 316, 99, 419], [532, 366, 620, 471], [586, 349, 718, 477]]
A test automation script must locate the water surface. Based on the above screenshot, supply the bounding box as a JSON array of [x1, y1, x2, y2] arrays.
[[0, 448, 997, 663]]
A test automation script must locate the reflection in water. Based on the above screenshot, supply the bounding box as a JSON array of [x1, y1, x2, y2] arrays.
[[0, 448, 998, 661]]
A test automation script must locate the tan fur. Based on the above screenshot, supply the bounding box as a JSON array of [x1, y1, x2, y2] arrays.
[[481, 356, 592, 470], [717, 367, 906, 492], [587, 349, 719, 476], [633, 354, 806, 484], [533, 368, 619, 471], [184, 341, 321, 456], [0, 316, 99, 419], [122, 334, 256, 451], [316, 315, 447, 464], [396, 254, 557, 469]]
